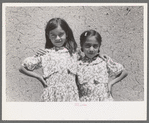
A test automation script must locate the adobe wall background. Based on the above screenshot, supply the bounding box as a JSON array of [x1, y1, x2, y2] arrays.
[[5, 6, 144, 101]]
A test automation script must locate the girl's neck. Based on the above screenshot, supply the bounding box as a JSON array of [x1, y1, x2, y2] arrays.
[[54, 46, 64, 51], [83, 54, 99, 63]]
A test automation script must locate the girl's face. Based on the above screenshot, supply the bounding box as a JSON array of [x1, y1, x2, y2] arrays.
[[49, 25, 67, 47], [83, 36, 100, 59]]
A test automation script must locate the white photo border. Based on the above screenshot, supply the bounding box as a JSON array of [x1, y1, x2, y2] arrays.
[[2, 3, 147, 121]]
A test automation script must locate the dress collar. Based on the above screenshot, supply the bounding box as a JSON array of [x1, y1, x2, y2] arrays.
[[81, 54, 99, 63], [54, 47, 65, 51]]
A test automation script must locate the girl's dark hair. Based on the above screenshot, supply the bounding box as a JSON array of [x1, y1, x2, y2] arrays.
[[80, 29, 102, 51], [45, 18, 77, 54]]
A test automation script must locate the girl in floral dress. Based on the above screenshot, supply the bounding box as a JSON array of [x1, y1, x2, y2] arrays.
[[19, 18, 79, 102], [76, 30, 128, 101]]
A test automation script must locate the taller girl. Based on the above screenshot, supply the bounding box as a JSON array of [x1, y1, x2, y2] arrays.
[[19, 18, 79, 102]]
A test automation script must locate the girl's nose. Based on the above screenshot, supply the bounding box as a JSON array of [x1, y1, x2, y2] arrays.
[[56, 35, 60, 40], [90, 46, 94, 51]]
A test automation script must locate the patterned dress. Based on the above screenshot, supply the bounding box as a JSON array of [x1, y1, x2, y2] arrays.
[[76, 54, 124, 101], [22, 47, 79, 102]]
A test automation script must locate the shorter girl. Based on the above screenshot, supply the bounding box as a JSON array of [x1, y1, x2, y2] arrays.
[[76, 30, 128, 101], [19, 18, 79, 102]]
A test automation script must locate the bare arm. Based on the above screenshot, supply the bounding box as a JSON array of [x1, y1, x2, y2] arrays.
[[19, 66, 47, 88], [108, 70, 128, 94]]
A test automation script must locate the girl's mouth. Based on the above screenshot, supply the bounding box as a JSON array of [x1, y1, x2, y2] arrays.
[[55, 39, 62, 43], [55, 41, 62, 43], [88, 52, 94, 55]]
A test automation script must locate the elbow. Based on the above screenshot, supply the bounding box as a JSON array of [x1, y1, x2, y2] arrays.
[[123, 70, 128, 77], [19, 66, 24, 73], [19, 67, 22, 73]]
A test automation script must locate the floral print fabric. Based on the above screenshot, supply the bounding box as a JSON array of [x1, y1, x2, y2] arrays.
[[76, 54, 124, 101], [22, 47, 79, 102]]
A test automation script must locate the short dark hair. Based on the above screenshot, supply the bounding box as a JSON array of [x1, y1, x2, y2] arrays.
[[80, 30, 102, 48]]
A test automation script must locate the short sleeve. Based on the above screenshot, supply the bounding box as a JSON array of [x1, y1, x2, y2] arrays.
[[102, 55, 124, 77], [22, 56, 42, 70]]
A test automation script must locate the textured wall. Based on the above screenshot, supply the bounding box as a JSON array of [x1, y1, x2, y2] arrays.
[[5, 6, 144, 101]]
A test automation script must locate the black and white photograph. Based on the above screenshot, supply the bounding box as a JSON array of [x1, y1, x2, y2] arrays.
[[2, 3, 147, 120]]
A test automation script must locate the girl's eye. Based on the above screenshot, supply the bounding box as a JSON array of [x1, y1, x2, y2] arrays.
[[93, 45, 99, 48], [50, 34, 56, 39], [85, 44, 91, 48], [59, 33, 64, 37]]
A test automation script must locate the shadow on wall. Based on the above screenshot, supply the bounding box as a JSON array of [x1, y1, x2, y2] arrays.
[[5, 6, 144, 101]]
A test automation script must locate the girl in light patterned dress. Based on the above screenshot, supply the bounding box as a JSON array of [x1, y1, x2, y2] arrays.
[[76, 30, 128, 101], [19, 18, 79, 102]]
